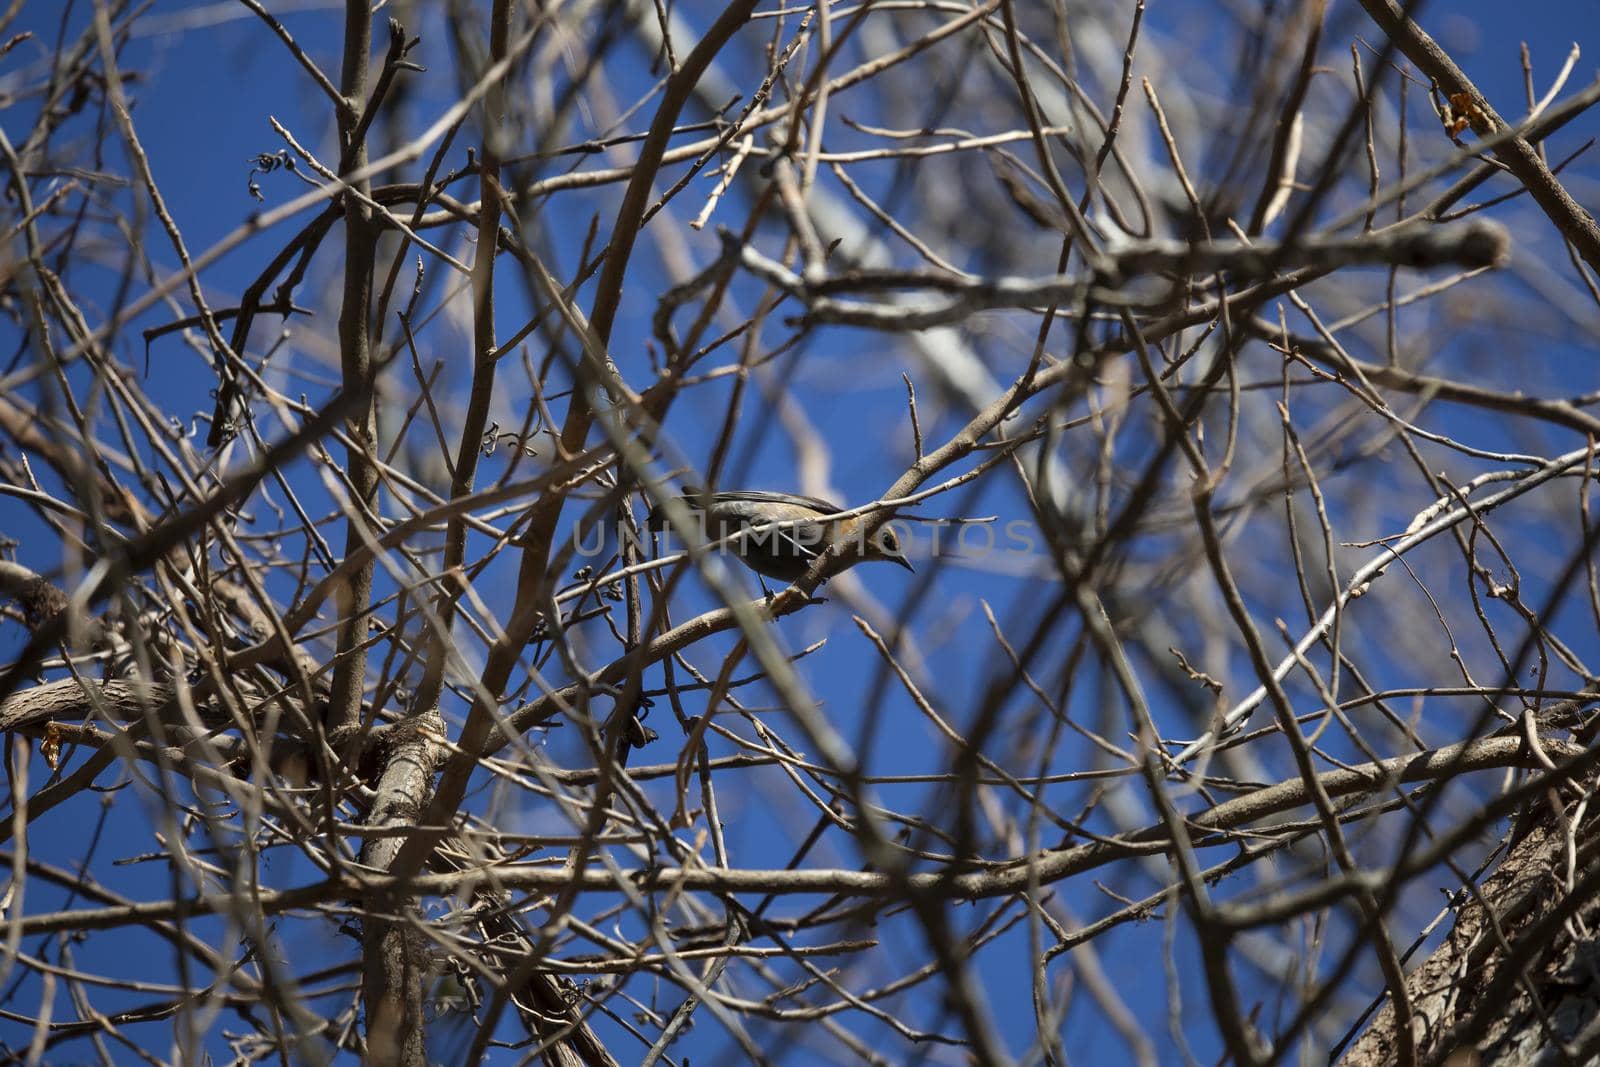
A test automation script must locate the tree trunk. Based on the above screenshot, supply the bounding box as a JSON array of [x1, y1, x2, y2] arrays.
[[1343, 800, 1600, 1065]]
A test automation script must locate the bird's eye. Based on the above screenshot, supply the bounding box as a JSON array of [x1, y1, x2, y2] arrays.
[[881, 530, 897, 551]]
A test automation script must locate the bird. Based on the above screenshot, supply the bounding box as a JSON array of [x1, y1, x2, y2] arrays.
[[646, 487, 914, 585]]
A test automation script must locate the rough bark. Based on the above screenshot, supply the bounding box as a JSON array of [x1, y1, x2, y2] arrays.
[[1344, 796, 1600, 1065], [361, 718, 442, 1067]]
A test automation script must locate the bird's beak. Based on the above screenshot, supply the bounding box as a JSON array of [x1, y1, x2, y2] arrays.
[[892, 554, 915, 574]]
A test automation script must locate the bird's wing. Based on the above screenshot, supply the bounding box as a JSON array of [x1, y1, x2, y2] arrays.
[[698, 489, 843, 514], [648, 488, 842, 534]]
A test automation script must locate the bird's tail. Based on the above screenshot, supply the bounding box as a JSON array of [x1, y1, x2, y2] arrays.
[[645, 486, 703, 530]]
